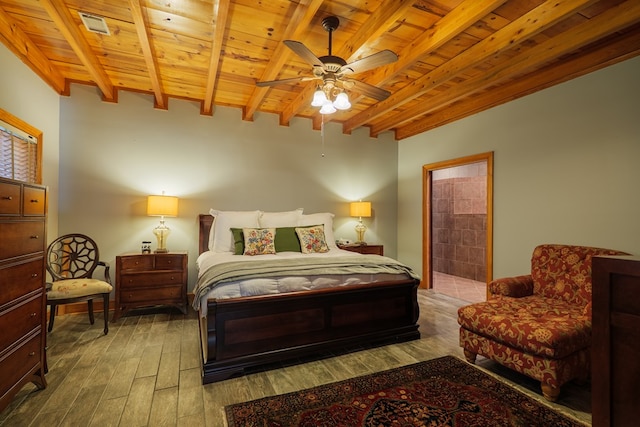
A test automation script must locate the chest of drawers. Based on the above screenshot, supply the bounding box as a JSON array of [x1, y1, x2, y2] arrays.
[[0, 178, 47, 412], [112, 252, 188, 321]]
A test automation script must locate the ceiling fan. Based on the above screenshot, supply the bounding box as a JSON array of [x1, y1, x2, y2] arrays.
[[256, 16, 398, 112]]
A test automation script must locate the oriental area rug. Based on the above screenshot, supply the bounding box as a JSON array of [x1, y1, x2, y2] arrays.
[[225, 356, 586, 427]]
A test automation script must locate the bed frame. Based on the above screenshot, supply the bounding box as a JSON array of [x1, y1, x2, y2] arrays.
[[197, 214, 421, 384]]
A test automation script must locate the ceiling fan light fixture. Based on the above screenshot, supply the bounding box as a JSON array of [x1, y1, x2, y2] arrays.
[[311, 88, 328, 107], [319, 101, 337, 115], [333, 92, 351, 110]]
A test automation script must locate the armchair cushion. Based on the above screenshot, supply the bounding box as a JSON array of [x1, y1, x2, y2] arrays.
[[458, 295, 590, 358], [47, 279, 112, 300]]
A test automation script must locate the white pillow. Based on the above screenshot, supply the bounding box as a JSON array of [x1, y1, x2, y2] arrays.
[[297, 212, 337, 248], [209, 209, 260, 252], [258, 208, 303, 228]]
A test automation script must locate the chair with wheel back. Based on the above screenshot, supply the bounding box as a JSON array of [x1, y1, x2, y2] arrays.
[[46, 234, 112, 334]]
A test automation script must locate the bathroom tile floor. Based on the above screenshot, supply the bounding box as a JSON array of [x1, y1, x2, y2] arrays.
[[433, 271, 486, 303]]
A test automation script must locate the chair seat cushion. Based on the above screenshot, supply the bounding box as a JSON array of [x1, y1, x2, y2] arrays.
[[458, 295, 590, 358], [47, 279, 112, 300]]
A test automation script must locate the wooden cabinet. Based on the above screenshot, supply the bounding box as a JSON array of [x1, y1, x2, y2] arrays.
[[592, 255, 640, 427], [338, 244, 384, 256], [0, 178, 47, 412], [112, 252, 188, 321]]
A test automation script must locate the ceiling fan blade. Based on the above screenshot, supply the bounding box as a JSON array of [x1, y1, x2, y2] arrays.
[[348, 80, 391, 101], [283, 40, 325, 69], [256, 76, 316, 87], [340, 50, 398, 75]]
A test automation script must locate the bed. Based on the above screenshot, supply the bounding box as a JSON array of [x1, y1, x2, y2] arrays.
[[195, 211, 421, 384]]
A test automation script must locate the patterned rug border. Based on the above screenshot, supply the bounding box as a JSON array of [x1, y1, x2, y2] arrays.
[[225, 355, 588, 427]]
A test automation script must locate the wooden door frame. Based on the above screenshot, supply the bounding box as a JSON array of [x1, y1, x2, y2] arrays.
[[421, 152, 494, 290]]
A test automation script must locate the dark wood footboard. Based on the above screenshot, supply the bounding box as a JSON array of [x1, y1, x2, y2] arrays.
[[199, 278, 420, 384]]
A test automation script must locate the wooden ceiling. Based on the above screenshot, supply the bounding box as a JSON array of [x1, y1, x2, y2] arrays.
[[1, 0, 639, 140]]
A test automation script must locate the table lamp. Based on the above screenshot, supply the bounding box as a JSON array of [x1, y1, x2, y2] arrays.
[[147, 194, 178, 253], [350, 201, 372, 244]]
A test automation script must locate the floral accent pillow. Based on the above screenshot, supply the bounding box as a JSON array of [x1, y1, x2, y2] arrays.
[[242, 228, 276, 256], [295, 225, 329, 254]]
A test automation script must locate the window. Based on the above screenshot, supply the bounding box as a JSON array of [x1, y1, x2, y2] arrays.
[[0, 109, 42, 184]]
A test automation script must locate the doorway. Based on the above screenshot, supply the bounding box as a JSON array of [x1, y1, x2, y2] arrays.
[[422, 152, 493, 302]]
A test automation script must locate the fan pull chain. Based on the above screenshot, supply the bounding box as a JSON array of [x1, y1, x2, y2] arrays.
[[320, 115, 325, 157]]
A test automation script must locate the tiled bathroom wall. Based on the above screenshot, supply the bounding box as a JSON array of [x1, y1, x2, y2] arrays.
[[432, 163, 487, 282]]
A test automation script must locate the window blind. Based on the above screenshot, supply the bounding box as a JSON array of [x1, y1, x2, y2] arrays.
[[0, 124, 38, 183]]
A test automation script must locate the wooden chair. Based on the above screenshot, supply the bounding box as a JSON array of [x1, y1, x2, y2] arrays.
[[46, 234, 112, 334]]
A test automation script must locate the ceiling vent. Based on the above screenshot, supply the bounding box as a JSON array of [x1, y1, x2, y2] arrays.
[[78, 12, 110, 36]]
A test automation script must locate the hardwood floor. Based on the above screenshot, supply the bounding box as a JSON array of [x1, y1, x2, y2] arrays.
[[0, 290, 591, 426]]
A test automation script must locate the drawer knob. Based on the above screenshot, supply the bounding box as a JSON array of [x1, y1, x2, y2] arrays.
[[2, 195, 12, 200], [30, 312, 37, 317], [31, 273, 38, 278], [29, 351, 35, 357], [31, 199, 39, 203], [30, 235, 39, 239]]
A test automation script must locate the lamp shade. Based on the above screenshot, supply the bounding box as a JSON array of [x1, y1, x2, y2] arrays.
[[147, 195, 178, 217], [350, 201, 371, 218]]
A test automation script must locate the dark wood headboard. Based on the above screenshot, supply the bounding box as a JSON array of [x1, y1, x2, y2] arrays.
[[198, 214, 214, 255]]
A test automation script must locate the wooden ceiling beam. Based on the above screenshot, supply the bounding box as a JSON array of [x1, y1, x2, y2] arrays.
[[40, 0, 115, 101], [345, 0, 507, 112], [202, 0, 231, 116], [395, 29, 640, 140], [371, 0, 640, 136], [0, 5, 66, 94], [129, 0, 166, 109], [242, 0, 324, 122], [279, 0, 416, 126], [342, 0, 599, 134]]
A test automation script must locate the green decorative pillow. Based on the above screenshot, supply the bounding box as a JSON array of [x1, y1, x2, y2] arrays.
[[274, 227, 302, 252], [243, 228, 276, 256], [231, 228, 245, 255], [295, 225, 329, 254]]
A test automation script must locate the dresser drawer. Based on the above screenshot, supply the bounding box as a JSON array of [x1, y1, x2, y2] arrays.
[[120, 271, 184, 288], [0, 295, 41, 351], [0, 259, 44, 307], [120, 285, 183, 303], [0, 332, 41, 395], [0, 222, 45, 259], [22, 186, 46, 216], [120, 255, 154, 271], [155, 254, 185, 270], [0, 181, 20, 215]]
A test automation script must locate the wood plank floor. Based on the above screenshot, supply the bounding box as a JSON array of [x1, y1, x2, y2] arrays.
[[0, 290, 591, 426]]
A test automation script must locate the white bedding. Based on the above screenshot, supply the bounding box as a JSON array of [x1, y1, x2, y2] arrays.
[[194, 248, 414, 317]]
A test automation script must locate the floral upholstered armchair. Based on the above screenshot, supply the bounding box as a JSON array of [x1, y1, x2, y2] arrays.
[[457, 244, 628, 401]]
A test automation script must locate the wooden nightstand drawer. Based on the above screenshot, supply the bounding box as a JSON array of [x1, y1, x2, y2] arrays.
[[155, 254, 185, 270], [120, 285, 183, 303], [120, 256, 154, 271], [120, 271, 185, 288], [338, 244, 384, 256]]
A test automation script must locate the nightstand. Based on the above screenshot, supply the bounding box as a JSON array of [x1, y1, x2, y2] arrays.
[[338, 244, 384, 256], [112, 252, 188, 321]]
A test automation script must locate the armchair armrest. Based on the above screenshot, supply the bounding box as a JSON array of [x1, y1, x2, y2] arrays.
[[488, 274, 534, 298], [97, 261, 111, 284]]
